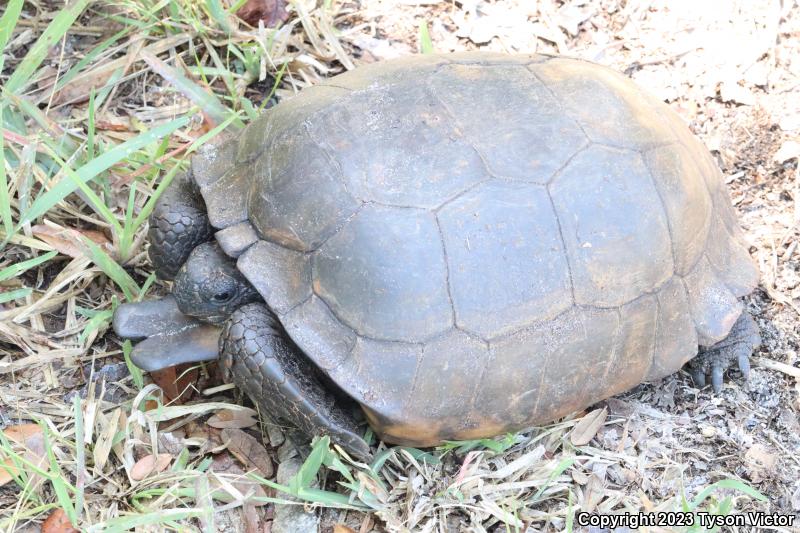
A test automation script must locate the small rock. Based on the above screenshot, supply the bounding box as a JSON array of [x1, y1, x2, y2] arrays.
[[773, 140, 800, 163], [272, 457, 319, 533], [266, 420, 285, 448], [277, 440, 297, 463]]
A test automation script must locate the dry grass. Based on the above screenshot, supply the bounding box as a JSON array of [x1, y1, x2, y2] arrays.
[[1, 1, 798, 531]]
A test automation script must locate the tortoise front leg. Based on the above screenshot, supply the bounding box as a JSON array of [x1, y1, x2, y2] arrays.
[[687, 310, 760, 392], [148, 171, 214, 280], [220, 303, 371, 460]]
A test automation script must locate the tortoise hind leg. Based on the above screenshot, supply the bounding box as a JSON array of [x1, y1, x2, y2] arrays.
[[220, 303, 371, 460], [148, 171, 213, 280], [687, 310, 760, 392]]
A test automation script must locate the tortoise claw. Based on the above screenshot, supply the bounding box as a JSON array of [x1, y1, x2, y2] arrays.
[[690, 369, 706, 388], [737, 353, 751, 379], [710, 364, 724, 393], [685, 311, 760, 392]]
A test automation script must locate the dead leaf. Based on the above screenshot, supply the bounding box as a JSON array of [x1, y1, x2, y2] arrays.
[[0, 424, 46, 488], [773, 140, 800, 163], [555, 3, 595, 36], [42, 508, 78, 533], [744, 443, 778, 482], [95, 115, 131, 132], [51, 69, 115, 106], [356, 471, 389, 503], [208, 408, 258, 429], [41, 508, 79, 533], [719, 80, 756, 106], [210, 453, 269, 505], [334, 525, 358, 533], [32, 225, 112, 258], [236, 0, 289, 28], [93, 408, 120, 472], [130, 453, 172, 481], [150, 364, 198, 404], [570, 407, 608, 446], [583, 473, 605, 512], [222, 428, 273, 478], [3, 423, 41, 444]]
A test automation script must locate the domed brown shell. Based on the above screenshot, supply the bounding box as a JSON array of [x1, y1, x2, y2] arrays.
[[192, 52, 758, 446]]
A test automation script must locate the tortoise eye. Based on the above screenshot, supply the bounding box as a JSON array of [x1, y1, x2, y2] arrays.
[[212, 291, 233, 303]]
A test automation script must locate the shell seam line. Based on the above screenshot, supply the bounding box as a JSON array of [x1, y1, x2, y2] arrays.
[[466, 346, 494, 415], [544, 142, 591, 185], [641, 151, 679, 274], [303, 120, 356, 201], [433, 177, 494, 214], [311, 288, 427, 347], [426, 83, 503, 183], [306, 202, 367, 254], [526, 66, 592, 142], [280, 292, 313, 318], [678, 273, 713, 348], [433, 214, 458, 329], [647, 297, 662, 379], [600, 308, 625, 382], [403, 349, 427, 414], [544, 187, 577, 306]]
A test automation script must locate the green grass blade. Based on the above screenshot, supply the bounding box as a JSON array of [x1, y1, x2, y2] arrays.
[[0, 250, 57, 282], [5, 0, 90, 95], [20, 117, 189, 228], [123, 340, 145, 390], [118, 183, 138, 260], [41, 423, 77, 524], [4, 93, 76, 157], [0, 0, 24, 53], [291, 437, 328, 492], [80, 237, 140, 301], [53, 27, 130, 94], [73, 396, 85, 522], [132, 164, 179, 229], [47, 147, 124, 237], [87, 90, 96, 161], [205, 0, 232, 33], [531, 456, 576, 503], [690, 478, 767, 510], [0, 102, 12, 238], [78, 308, 113, 343], [87, 509, 206, 533], [259, 61, 287, 112], [0, 287, 33, 304], [141, 51, 243, 129], [418, 21, 434, 54]]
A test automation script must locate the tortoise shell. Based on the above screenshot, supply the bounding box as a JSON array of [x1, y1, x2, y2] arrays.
[[189, 52, 757, 445]]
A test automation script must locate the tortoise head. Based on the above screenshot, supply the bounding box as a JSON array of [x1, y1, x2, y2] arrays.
[[172, 242, 260, 323], [113, 243, 259, 372]]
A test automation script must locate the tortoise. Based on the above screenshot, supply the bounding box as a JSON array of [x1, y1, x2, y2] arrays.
[[113, 52, 760, 458]]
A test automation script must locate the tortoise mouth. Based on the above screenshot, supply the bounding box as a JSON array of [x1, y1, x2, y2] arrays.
[[113, 295, 222, 371]]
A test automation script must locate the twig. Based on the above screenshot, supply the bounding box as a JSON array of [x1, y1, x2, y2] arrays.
[[752, 357, 800, 379]]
